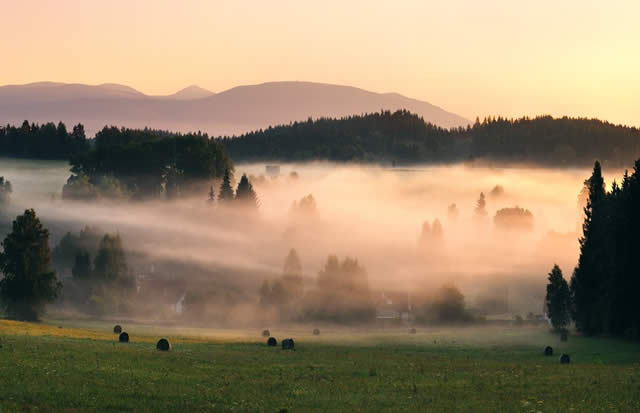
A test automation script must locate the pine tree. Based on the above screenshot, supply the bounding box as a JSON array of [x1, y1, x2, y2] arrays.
[[474, 192, 487, 218], [235, 174, 259, 209], [545, 264, 571, 331], [208, 185, 215, 203], [570, 161, 607, 335], [218, 168, 234, 203], [0, 209, 61, 320]]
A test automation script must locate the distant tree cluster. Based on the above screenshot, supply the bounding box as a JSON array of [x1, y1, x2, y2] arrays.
[[260, 251, 375, 323], [211, 169, 259, 210], [64, 126, 232, 200], [569, 160, 640, 337], [414, 284, 474, 324], [220, 112, 640, 167], [0, 121, 88, 159], [290, 194, 317, 219], [259, 249, 304, 318], [302, 255, 375, 323], [52, 226, 135, 315], [221, 110, 451, 163], [493, 207, 534, 231]]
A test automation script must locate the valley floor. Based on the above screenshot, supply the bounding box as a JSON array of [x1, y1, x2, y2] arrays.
[[0, 320, 639, 412]]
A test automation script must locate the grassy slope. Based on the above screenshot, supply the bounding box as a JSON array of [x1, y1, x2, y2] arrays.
[[0, 320, 639, 412]]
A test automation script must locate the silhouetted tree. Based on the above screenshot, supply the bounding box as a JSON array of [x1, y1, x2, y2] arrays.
[[429, 284, 472, 323], [218, 168, 234, 203], [474, 192, 487, 219], [571, 161, 607, 335], [235, 174, 259, 209], [208, 185, 215, 203], [545, 264, 571, 331], [0, 209, 61, 320]]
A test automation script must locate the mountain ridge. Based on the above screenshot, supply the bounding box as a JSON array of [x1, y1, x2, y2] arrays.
[[0, 81, 470, 136]]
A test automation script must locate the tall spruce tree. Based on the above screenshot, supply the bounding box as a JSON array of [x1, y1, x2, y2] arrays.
[[235, 174, 259, 209], [218, 168, 234, 203], [570, 161, 607, 335], [0, 209, 61, 320], [545, 264, 571, 331]]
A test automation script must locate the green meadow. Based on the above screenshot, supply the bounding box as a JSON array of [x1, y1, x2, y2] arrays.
[[1, 320, 639, 412]]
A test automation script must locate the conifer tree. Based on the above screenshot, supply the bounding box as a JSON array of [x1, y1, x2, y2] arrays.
[[570, 161, 607, 335], [545, 264, 571, 331], [218, 168, 234, 203], [0, 209, 61, 320], [208, 185, 215, 203], [235, 174, 259, 209], [474, 192, 487, 218]]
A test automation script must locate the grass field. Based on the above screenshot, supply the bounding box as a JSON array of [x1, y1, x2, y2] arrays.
[[1, 319, 639, 412]]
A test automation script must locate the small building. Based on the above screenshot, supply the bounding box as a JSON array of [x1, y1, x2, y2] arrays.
[[265, 165, 280, 177]]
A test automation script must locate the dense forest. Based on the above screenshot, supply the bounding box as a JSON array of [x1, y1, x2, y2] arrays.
[[65, 126, 233, 199], [221, 111, 640, 167], [3, 114, 640, 167], [0, 120, 88, 159], [544, 160, 640, 338], [569, 160, 640, 337]]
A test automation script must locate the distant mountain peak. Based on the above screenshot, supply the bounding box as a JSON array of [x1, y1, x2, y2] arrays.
[[166, 85, 215, 100]]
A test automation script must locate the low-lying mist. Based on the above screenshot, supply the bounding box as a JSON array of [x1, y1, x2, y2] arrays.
[[0, 157, 605, 324]]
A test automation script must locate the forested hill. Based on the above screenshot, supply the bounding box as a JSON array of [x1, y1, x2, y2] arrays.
[[220, 111, 640, 167]]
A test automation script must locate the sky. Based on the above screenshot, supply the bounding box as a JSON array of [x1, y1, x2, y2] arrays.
[[2, 0, 639, 126]]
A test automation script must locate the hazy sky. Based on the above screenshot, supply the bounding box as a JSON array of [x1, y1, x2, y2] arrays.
[[2, 0, 639, 126]]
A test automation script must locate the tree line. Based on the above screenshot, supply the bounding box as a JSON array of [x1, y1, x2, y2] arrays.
[[546, 160, 640, 337], [64, 126, 233, 200], [0, 120, 88, 159], [221, 111, 640, 167]]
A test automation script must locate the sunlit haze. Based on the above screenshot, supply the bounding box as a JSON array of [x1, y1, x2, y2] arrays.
[[2, 0, 639, 126]]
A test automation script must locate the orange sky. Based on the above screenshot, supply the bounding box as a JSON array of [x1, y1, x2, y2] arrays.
[[2, 0, 638, 126]]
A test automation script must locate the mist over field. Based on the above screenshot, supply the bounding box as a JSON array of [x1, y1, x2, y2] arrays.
[[0, 157, 606, 319]]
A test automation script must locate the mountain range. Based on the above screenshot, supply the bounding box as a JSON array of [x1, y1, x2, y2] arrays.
[[0, 81, 469, 136]]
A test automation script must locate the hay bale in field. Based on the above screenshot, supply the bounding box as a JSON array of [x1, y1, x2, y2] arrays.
[[267, 337, 277, 346], [262, 329, 271, 337], [544, 346, 553, 356], [560, 330, 568, 342], [409, 328, 417, 334], [282, 338, 295, 350], [119, 332, 129, 343], [559, 353, 570, 364], [113, 325, 122, 334], [313, 328, 320, 336], [156, 338, 171, 351]]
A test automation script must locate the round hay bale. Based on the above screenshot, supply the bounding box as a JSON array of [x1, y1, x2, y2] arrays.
[[409, 328, 417, 334], [113, 325, 122, 334], [281, 338, 295, 350], [559, 353, 570, 364], [312, 328, 320, 336], [267, 337, 277, 346], [118, 332, 129, 343], [262, 329, 271, 337], [544, 346, 553, 356], [156, 338, 171, 351], [560, 330, 568, 342]]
